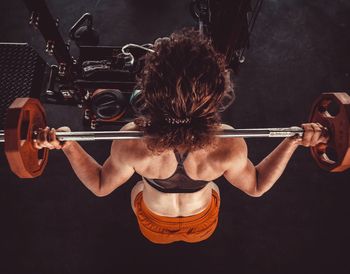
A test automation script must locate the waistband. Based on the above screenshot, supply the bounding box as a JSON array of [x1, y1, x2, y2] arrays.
[[137, 189, 220, 225], [133, 189, 220, 244]]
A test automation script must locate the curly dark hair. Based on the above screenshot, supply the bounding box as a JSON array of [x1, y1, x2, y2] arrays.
[[134, 28, 232, 152]]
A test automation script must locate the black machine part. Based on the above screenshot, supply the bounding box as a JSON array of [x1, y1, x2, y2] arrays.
[[0, 43, 48, 128], [22, 0, 75, 79], [90, 89, 128, 121], [190, 0, 264, 72], [69, 13, 99, 47]]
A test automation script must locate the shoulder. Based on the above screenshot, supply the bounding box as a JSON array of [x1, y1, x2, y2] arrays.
[[111, 122, 138, 149], [217, 123, 247, 155], [110, 122, 148, 163], [213, 124, 248, 168], [119, 122, 138, 131]]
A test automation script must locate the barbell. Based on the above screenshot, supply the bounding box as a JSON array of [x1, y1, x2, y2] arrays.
[[1, 92, 350, 178]]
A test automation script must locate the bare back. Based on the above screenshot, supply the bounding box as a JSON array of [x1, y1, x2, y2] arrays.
[[113, 123, 245, 217]]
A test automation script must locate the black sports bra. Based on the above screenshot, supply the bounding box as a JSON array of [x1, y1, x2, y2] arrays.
[[144, 149, 209, 193]]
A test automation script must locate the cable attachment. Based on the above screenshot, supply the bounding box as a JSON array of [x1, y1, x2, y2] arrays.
[[121, 43, 155, 68]]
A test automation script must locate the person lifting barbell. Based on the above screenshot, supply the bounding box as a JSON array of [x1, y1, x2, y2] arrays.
[[2, 28, 347, 244]]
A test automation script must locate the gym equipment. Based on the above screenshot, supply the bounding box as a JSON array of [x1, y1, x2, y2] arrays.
[[1, 93, 349, 178], [0, 43, 47, 128], [3, 98, 48, 178], [69, 13, 99, 47], [308, 93, 350, 172], [129, 89, 146, 115], [90, 89, 128, 121]]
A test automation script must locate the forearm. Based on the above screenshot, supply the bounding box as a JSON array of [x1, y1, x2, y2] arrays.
[[62, 142, 102, 194], [255, 138, 299, 194]]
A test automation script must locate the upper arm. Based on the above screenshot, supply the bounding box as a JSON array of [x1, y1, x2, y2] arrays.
[[97, 123, 136, 196], [223, 138, 261, 197]]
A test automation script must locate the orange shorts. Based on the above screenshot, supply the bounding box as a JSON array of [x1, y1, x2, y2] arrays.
[[133, 190, 220, 244]]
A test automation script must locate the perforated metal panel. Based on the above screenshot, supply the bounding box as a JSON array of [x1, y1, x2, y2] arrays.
[[0, 43, 47, 128]]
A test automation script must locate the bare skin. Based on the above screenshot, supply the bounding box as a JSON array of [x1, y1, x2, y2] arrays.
[[35, 122, 327, 217]]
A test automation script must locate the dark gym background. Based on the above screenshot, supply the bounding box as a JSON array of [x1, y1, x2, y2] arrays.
[[0, 1, 350, 274]]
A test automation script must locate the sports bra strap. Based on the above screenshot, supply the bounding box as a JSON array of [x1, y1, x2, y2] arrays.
[[174, 148, 190, 166]]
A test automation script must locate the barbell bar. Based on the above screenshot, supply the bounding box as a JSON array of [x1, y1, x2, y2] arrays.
[[1, 92, 350, 178], [0, 127, 304, 142]]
